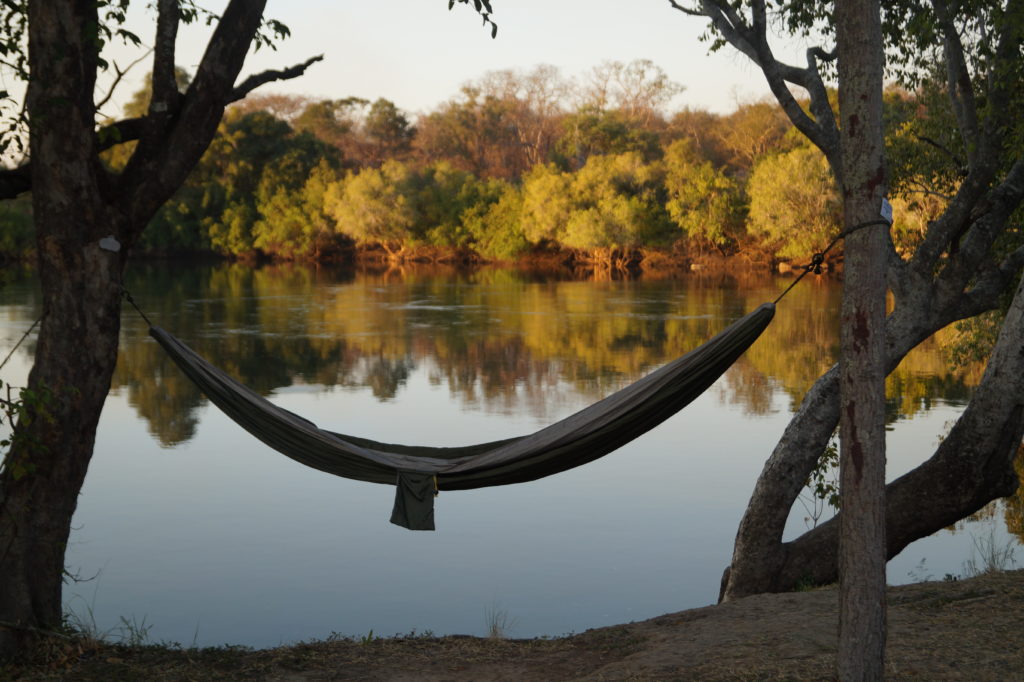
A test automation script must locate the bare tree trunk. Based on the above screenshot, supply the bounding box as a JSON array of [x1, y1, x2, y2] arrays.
[[835, 0, 888, 675], [0, 0, 121, 656], [0, 224, 126, 656]]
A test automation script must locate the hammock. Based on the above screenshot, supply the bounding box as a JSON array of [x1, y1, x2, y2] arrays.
[[149, 302, 775, 529]]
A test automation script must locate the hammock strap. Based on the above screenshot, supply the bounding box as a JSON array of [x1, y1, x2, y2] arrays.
[[0, 316, 40, 372], [773, 218, 892, 305], [122, 286, 154, 328]]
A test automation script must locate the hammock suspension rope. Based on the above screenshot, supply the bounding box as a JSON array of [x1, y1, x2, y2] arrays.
[[773, 218, 892, 305]]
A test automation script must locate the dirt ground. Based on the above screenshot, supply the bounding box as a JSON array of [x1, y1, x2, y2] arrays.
[[6, 569, 1024, 681]]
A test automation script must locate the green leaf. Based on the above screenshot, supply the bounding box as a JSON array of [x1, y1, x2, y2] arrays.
[[117, 28, 141, 47]]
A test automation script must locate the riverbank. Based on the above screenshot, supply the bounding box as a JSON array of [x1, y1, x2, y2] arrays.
[[0, 243, 792, 277], [7, 569, 1022, 680]]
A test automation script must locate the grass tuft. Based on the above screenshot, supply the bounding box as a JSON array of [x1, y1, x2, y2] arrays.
[[962, 527, 1018, 578], [484, 602, 516, 640]]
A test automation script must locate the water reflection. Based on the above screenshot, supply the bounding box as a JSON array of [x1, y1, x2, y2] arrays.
[[94, 263, 980, 448], [970, 448, 1024, 546], [0, 262, 1010, 646]]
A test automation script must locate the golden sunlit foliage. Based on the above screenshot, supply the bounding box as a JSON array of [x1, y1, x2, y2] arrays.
[[747, 146, 841, 261], [4, 63, 972, 270]]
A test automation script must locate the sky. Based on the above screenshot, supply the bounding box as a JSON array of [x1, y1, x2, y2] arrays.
[[102, 0, 809, 121]]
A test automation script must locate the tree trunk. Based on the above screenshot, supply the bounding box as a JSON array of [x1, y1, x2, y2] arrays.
[[0, 0, 322, 661], [835, 0, 888, 675], [0, 0, 279, 658], [691, 0, 1024, 616], [753, 274, 1024, 590], [0, 0, 126, 656], [0, 222, 126, 655]]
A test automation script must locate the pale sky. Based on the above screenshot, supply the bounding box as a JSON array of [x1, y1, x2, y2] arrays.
[[103, 0, 809, 120]]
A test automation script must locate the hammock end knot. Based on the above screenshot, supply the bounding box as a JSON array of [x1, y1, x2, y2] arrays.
[[810, 252, 825, 275]]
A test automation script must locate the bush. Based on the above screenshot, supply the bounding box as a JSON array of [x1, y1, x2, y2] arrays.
[[747, 146, 841, 260]]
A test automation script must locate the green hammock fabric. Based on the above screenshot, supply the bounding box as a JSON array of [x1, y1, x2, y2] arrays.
[[149, 302, 775, 530]]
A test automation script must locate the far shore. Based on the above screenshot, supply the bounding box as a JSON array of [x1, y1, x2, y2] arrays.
[[1, 244, 834, 279]]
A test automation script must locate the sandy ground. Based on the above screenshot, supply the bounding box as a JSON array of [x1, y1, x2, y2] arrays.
[[7, 569, 1024, 681]]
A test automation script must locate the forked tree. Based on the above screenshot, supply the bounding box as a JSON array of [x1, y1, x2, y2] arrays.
[[671, 0, 1024, 605], [0, 0, 324, 658]]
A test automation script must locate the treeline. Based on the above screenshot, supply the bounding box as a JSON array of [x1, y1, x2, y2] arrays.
[[2, 60, 949, 266]]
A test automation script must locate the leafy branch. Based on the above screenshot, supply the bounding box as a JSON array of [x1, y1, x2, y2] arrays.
[[449, 0, 498, 38], [0, 378, 54, 481], [799, 434, 840, 528]]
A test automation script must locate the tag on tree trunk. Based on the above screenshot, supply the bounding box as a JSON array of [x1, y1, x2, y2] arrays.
[[98, 236, 121, 252], [880, 198, 893, 224]]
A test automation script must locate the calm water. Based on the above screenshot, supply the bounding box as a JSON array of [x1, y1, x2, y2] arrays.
[[0, 262, 1017, 647]]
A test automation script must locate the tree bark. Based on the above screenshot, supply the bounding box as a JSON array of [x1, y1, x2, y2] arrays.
[[835, 0, 888, 676], [0, 0, 122, 657]]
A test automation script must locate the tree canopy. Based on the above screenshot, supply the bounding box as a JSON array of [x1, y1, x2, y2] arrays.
[[4, 55, 971, 270]]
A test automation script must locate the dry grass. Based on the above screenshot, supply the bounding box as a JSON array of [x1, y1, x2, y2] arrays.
[[5, 570, 1024, 681]]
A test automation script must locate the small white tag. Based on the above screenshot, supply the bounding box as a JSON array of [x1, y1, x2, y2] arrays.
[[99, 235, 121, 252], [880, 197, 893, 224]]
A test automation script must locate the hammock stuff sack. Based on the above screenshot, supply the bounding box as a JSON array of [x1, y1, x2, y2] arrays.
[[150, 302, 775, 530]]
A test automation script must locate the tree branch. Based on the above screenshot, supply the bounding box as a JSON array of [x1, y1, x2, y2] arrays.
[[809, 46, 836, 63], [0, 49, 323, 203], [683, 0, 842, 176], [228, 55, 324, 104], [886, 236, 910, 299], [696, 1, 760, 64], [119, 0, 269, 226], [722, 268, 1011, 600], [951, 159, 1024, 274], [0, 166, 30, 200], [95, 49, 154, 114], [933, 0, 980, 169], [907, 1, 1018, 278], [149, 0, 181, 119], [904, 176, 954, 201], [0, 5, 323, 208], [915, 134, 966, 174], [909, 156, 1023, 292], [0, 117, 145, 200], [910, 167, 995, 274], [96, 117, 146, 151], [998, 243, 1024, 279], [979, 0, 1024, 154], [666, 0, 704, 16], [965, 257, 1024, 316]]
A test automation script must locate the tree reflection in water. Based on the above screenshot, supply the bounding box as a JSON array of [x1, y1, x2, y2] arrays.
[[95, 262, 982, 449]]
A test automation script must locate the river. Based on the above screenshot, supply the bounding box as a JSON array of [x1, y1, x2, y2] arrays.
[[0, 261, 1017, 647]]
